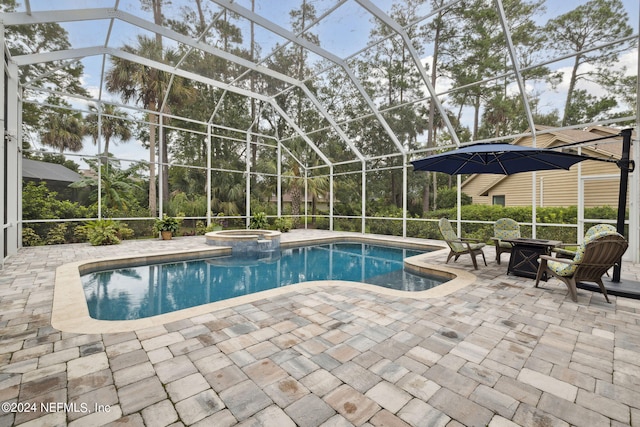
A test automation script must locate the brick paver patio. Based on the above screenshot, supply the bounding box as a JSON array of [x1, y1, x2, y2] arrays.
[[1, 229, 639, 426]]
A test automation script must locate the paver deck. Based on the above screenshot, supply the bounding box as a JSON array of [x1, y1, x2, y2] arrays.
[[1, 229, 640, 426]]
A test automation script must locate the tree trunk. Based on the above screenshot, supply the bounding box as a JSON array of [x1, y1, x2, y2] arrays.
[[311, 196, 316, 226], [473, 95, 480, 140], [422, 180, 430, 213], [195, 0, 205, 29], [432, 171, 438, 211], [291, 184, 301, 227], [152, 0, 162, 44], [562, 54, 581, 126]]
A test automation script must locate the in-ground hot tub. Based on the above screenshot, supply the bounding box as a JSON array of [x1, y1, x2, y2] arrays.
[[205, 229, 281, 254]]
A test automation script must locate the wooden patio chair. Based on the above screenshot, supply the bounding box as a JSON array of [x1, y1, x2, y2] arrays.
[[491, 218, 521, 265], [438, 217, 487, 270], [535, 230, 628, 303]]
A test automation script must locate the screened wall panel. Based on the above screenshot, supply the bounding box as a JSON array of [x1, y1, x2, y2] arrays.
[[0, 0, 637, 260]]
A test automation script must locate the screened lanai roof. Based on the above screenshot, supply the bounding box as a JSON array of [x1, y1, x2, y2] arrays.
[[2, 0, 639, 167]]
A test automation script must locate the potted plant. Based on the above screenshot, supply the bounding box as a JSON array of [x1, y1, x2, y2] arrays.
[[154, 214, 181, 240]]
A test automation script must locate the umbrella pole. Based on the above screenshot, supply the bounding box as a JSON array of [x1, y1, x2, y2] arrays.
[[613, 128, 634, 282], [578, 128, 640, 300]]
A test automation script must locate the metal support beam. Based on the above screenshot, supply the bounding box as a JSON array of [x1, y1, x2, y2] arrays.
[[12, 62, 21, 253], [15, 44, 331, 170], [277, 141, 282, 219], [207, 124, 212, 226], [210, 0, 406, 154], [3, 49, 20, 259], [494, 0, 536, 136], [330, 165, 334, 231], [158, 114, 164, 218], [3, 7, 364, 161], [246, 131, 251, 228], [456, 175, 462, 237], [613, 128, 634, 282], [304, 168, 308, 229], [356, 0, 461, 148], [403, 154, 407, 238], [97, 105, 103, 219], [0, 31, 5, 265], [362, 161, 366, 234]]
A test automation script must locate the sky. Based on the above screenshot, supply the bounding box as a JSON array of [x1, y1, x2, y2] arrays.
[[17, 0, 640, 168]]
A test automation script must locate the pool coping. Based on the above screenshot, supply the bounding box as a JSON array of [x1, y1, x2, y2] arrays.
[[52, 235, 476, 334]]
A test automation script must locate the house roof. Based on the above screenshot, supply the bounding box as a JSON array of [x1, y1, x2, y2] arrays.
[[528, 125, 627, 159], [461, 126, 629, 196], [22, 158, 82, 183]]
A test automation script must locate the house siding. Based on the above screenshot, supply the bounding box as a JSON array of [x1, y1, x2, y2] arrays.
[[479, 164, 626, 208], [461, 127, 630, 209], [462, 175, 498, 205]]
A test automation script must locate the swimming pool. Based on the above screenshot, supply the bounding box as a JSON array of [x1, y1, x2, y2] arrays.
[[82, 242, 446, 320]]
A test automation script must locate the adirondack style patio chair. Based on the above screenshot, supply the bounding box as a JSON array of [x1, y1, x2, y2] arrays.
[[491, 218, 521, 265], [438, 217, 487, 270], [535, 230, 628, 303]]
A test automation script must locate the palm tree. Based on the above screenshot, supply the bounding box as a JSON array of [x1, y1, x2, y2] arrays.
[[280, 141, 310, 228], [70, 157, 144, 214], [306, 172, 330, 226], [105, 35, 195, 215], [40, 109, 84, 153], [85, 104, 132, 161]]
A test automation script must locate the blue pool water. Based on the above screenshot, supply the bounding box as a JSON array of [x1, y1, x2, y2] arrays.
[[82, 242, 446, 320]]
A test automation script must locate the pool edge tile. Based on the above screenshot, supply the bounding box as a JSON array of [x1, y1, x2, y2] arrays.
[[52, 237, 475, 334]]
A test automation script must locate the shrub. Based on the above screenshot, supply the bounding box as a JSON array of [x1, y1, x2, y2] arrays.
[[436, 188, 472, 209], [195, 220, 226, 235], [249, 212, 268, 229], [85, 220, 121, 245], [22, 227, 43, 246], [81, 220, 134, 246], [73, 224, 89, 242], [45, 223, 68, 245], [195, 220, 207, 235], [419, 204, 621, 243], [117, 224, 134, 240], [22, 181, 91, 244], [77, 220, 134, 242], [274, 217, 292, 232]]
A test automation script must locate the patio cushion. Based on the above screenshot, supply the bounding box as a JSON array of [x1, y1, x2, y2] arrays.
[[552, 224, 617, 259], [494, 218, 520, 240], [585, 223, 617, 240], [546, 229, 617, 276], [439, 218, 464, 251], [467, 242, 486, 250]]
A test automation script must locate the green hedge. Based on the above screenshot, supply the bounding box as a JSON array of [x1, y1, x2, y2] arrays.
[[308, 205, 619, 244], [367, 205, 620, 244]]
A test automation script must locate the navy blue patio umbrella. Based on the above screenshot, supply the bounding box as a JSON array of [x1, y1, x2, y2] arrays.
[[411, 130, 637, 296], [410, 142, 592, 175]]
